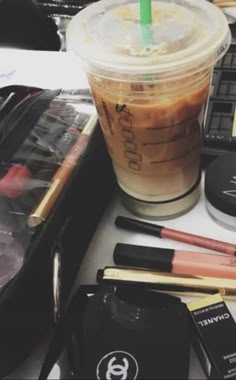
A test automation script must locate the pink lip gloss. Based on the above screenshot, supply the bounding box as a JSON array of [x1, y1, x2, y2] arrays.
[[115, 216, 236, 256], [114, 243, 236, 279]]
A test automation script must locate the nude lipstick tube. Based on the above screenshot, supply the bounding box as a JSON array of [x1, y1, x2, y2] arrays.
[[114, 243, 236, 279], [97, 267, 236, 300], [0, 165, 31, 198], [115, 216, 236, 256]]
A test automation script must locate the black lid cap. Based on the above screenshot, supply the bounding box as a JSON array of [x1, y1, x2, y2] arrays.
[[205, 153, 236, 217]]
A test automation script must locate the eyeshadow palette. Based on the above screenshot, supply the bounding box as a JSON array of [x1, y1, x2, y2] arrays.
[[202, 31, 236, 159], [204, 100, 236, 147], [215, 44, 236, 70], [211, 70, 236, 99]]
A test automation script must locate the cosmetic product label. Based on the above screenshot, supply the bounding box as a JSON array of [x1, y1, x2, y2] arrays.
[[188, 294, 236, 379]]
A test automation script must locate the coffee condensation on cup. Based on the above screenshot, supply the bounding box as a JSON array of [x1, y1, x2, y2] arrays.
[[67, 0, 231, 219]]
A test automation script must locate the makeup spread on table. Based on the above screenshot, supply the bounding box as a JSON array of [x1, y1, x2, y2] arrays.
[[92, 210, 236, 379], [1, 0, 236, 379], [36, 0, 236, 379], [99, 205, 236, 377]]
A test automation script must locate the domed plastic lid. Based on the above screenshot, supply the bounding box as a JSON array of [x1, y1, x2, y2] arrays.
[[66, 0, 231, 77]]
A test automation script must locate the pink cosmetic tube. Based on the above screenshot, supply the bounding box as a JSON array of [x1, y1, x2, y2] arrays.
[[115, 216, 236, 256], [114, 243, 236, 279]]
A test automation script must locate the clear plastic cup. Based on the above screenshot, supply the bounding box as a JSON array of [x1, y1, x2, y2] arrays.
[[66, 0, 231, 219]]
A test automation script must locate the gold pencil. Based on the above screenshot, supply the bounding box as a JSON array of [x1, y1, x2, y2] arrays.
[[27, 112, 98, 228], [97, 266, 236, 301]]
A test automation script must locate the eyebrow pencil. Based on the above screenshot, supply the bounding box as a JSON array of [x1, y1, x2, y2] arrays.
[[97, 266, 236, 300], [115, 216, 236, 256], [114, 243, 236, 279]]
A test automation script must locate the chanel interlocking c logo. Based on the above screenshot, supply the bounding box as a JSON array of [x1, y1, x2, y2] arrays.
[[96, 351, 139, 380], [106, 357, 129, 379]]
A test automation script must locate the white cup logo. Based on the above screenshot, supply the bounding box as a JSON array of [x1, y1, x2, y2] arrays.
[[96, 351, 139, 380]]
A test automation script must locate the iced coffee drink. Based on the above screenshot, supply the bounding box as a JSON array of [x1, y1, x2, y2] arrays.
[[67, 0, 230, 218], [89, 71, 210, 203]]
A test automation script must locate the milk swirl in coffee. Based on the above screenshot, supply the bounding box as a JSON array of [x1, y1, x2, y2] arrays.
[[89, 72, 210, 202]]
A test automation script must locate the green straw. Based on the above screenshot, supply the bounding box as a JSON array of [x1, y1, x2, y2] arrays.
[[140, 0, 152, 25], [140, 0, 153, 47]]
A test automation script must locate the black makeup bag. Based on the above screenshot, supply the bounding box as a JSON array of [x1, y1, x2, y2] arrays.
[[0, 84, 115, 377]]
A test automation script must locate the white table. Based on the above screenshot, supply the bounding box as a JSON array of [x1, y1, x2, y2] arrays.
[[1, 49, 236, 379]]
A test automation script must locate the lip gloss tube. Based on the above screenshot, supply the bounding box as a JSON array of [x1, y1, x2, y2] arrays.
[[115, 216, 236, 256], [114, 243, 236, 279]]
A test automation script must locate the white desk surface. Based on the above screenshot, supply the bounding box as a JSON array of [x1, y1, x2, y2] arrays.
[[1, 48, 236, 380]]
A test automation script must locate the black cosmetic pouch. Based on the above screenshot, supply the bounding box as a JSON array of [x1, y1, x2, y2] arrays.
[[40, 285, 191, 380], [0, 0, 61, 51], [0, 85, 115, 377]]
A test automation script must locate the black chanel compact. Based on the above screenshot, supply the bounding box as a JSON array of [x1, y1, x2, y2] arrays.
[[40, 285, 191, 380]]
